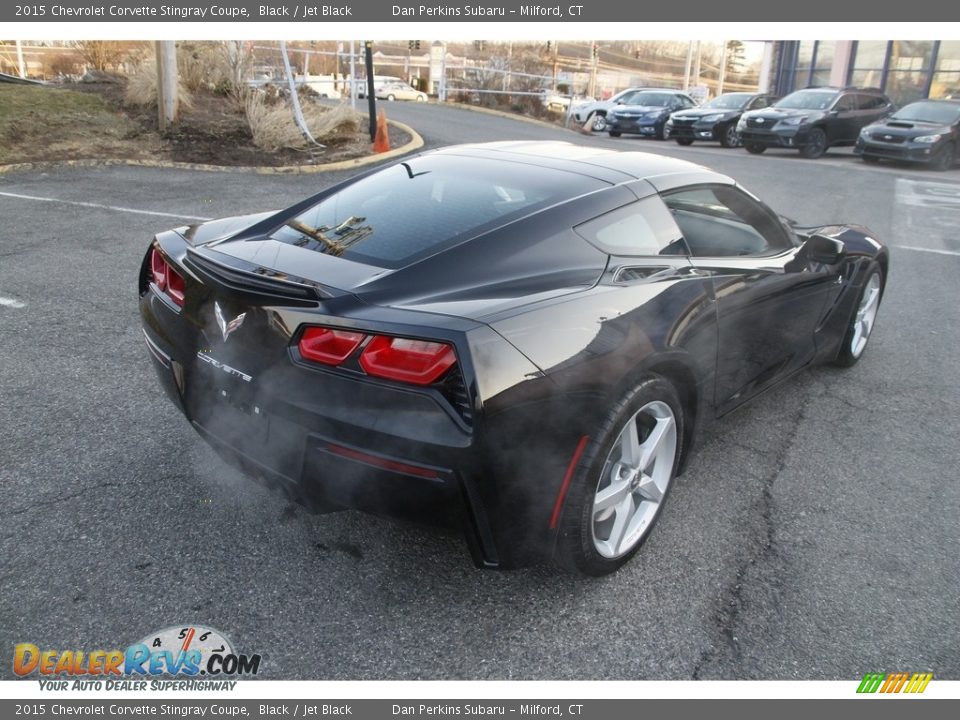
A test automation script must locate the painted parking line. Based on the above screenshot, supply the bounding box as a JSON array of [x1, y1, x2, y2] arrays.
[[893, 245, 960, 257], [0, 294, 26, 308], [0, 191, 211, 221]]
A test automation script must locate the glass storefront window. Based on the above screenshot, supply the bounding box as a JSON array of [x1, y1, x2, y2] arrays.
[[885, 40, 934, 106], [811, 41, 836, 86], [849, 40, 887, 88], [794, 40, 815, 90], [930, 41, 960, 99]]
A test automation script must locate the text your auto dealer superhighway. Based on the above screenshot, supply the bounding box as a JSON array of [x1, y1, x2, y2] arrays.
[[45, 4, 250, 17]]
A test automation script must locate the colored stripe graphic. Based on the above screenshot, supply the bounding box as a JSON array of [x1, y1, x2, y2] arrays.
[[857, 673, 885, 693], [857, 672, 932, 694]]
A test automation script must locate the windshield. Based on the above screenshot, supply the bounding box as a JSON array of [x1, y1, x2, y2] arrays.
[[892, 101, 960, 124], [269, 154, 605, 269], [618, 91, 675, 107], [775, 90, 836, 110], [705, 93, 751, 110]]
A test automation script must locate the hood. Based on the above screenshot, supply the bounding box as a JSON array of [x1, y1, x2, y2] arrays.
[[865, 118, 951, 137], [610, 104, 670, 115], [671, 107, 738, 120], [745, 107, 822, 122]]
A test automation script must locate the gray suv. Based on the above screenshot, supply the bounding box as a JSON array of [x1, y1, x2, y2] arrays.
[[737, 86, 894, 158]]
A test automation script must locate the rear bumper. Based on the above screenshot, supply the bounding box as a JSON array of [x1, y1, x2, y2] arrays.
[[140, 286, 579, 570]]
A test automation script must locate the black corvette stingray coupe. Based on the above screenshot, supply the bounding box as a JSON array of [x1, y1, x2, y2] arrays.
[[139, 142, 888, 575]]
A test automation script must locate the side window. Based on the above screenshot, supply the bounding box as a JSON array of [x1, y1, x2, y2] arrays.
[[834, 94, 857, 112], [681, 96, 696, 108], [856, 94, 886, 110], [749, 96, 771, 110], [574, 196, 687, 257], [661, 185, 793, 258]]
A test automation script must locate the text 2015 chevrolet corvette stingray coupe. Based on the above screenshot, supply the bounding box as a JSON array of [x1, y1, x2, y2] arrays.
[[139, 142, 888, 575]]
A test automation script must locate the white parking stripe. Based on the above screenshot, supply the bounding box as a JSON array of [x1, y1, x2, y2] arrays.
[[0, 191, 211, 221], [894, 245, 960, 257], [0, 295, 26, 308]]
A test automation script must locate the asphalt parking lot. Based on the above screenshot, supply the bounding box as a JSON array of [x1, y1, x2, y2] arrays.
[[1, 104, 958, 681]]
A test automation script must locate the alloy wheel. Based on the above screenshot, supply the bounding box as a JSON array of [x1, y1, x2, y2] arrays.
[[850, 272, 882, 358], [591, 401, 677, 559]]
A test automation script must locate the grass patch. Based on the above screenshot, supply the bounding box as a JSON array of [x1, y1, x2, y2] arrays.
[[0, 84, 153, 164]]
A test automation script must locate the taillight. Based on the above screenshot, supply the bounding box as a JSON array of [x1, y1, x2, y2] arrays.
[[150, 248, 167, 290], [296, 326, 457, 386], [150, 247, 185, 307], [298, 327, 365, 365], [359, 335, 456, 386]]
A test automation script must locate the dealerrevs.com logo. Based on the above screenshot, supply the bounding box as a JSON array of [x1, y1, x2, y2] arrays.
[[14, 625, 261, 691]]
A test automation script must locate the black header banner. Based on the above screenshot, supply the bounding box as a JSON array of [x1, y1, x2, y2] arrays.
[[4, 0, 959, 22]]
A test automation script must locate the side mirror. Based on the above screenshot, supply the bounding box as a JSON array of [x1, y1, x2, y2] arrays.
[[805, 234, 845, 264]]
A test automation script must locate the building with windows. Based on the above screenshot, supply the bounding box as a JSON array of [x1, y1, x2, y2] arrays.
[[768, 41, 960, 105]]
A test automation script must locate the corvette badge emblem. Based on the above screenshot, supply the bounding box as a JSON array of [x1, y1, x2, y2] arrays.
[[214, 302, 246, 342]]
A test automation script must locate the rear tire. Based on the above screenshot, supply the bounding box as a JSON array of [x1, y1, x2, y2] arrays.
[[745, 143, 766, 154], [833, 263, 884, 367], [387, 94, 396, 101], [590, 113, 607, 132], [556, 376, 684, 576]]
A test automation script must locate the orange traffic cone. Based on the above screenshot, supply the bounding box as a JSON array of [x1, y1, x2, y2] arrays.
[[580, 114, 595, 135], [373, 109, 390, 153]]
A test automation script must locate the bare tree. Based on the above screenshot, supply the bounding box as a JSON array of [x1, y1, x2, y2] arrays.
[[73, 41, 129, 71]]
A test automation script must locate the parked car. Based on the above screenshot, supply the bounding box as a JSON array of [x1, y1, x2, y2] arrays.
[[139, 141, 888, 575], [606, 89, 698, 139], [738, 86, 894, 158], [358, 75, 403, 98], [854, 99, 960, 171], [571, 87, 646, 131], [376, 82, 428, 102], [666, 92, 778, 148]]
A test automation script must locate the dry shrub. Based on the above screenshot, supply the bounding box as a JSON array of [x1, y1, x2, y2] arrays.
[[124, 59, 193, 113], [177, 42, 233, 93], [245, 94, 361, 152]]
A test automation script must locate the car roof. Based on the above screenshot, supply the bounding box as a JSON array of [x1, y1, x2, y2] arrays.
[[429, 141, 731, 191]]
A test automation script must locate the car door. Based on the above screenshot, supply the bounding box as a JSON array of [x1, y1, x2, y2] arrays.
[[828, 92, 861, 143], [661, 184, 843, 415]]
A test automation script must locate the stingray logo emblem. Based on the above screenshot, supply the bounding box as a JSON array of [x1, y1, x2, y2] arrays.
[[215, 302, 246, 342]]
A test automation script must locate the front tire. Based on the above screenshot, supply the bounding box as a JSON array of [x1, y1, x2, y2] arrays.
[[861, 154, 880, 164], [675, 137, 694, 146], [745, 142, 766, 154], [931, 142, 956, 171], [800, 127, 828, 159], [387, 94, 396, 101], [608, 130, 621, 138], [556, 376, 684, 576], [833, 263, 884, 367], [720, 124, 742, 148]]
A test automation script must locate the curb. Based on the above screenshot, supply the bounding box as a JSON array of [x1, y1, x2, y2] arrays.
[[0, 119, 423, 176], [439, 102, 571, 131]]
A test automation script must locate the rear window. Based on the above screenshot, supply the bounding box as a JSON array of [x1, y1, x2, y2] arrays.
[[269, 154, 605, 268]]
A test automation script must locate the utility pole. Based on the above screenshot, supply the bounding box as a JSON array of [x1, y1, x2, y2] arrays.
[[349, 40, 356, 110], [692, 41, 702, 89], [155, 41, 178, 132], [683, 41, 693, 91], [365, 41, 376, 141], [717, 41, 728, 96], [16, 40, 26, 78]]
